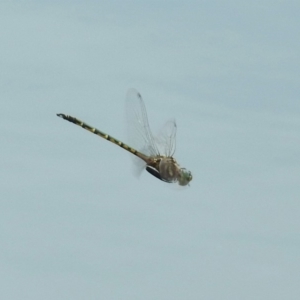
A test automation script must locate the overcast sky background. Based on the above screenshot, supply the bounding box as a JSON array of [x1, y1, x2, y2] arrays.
[[1, 1, 299, 299]]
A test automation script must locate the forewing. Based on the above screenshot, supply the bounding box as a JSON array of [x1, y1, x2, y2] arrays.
[[125, 88, 159, 157]]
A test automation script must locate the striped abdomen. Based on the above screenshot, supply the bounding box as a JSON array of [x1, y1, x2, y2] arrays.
[[57, 114, 148, 162]]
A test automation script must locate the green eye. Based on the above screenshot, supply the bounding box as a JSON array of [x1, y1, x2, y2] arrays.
[[178, 168, 192, 186]]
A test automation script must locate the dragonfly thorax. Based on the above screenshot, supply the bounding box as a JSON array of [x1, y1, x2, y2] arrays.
[[159, 157, 180, 183]]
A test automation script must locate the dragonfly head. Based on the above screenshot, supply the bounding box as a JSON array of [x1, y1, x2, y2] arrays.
[[178, 168, 193, 186]]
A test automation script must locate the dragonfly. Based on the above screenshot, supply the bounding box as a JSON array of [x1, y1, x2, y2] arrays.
[[57, 89, 192, 186]]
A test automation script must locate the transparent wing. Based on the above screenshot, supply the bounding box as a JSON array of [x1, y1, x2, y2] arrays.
[[155, 119, 177, 157], [125, 89, 182, 182], [126, 88, 160, 157]]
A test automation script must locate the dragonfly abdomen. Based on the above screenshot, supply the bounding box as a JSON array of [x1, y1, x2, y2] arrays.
[[57, 113, 148, 161]]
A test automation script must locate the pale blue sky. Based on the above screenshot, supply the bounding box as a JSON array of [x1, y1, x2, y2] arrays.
[[1, 1, 299, 299]]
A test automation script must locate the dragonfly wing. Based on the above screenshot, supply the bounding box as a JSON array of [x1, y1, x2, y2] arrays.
[[155, 119, 177, 157], [126, 88, 159, 157]]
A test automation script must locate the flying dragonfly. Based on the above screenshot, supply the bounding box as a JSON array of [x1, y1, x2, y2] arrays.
[[57, 89, 192, 186]]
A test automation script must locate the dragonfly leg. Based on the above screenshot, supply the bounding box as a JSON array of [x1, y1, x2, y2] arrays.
[[146, 166, 171, 183], [146, 166, 163, 181]]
